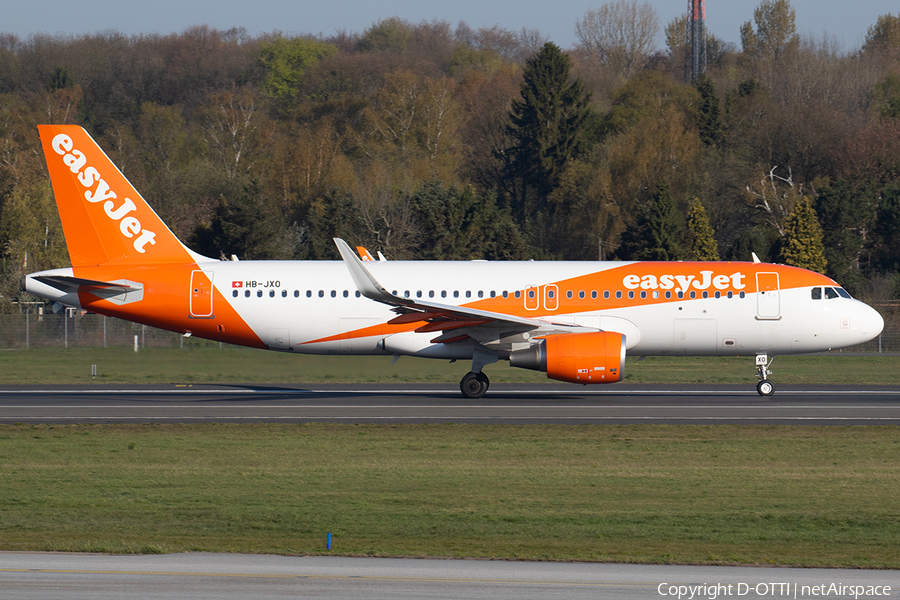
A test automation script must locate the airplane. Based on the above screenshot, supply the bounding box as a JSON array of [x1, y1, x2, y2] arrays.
[[21, 125, 885, 398]]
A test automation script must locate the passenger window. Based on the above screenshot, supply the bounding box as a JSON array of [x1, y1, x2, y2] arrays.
[[811, 287, 822, 300], [489, 291, 495, 298], [282, 290, 287, 298], [640, 291, 647, 299], [428, 290, 434, 298], [454, 291, 460, 298], [330, 290, 336, 298], [319, 290, 324, 298], [528, 290, 535, 299], [269, 290, 275, 298], [343, 290, 349, 298], [295, 290, 300, 298], [257, 290, 263, 298], [615, 291, 622, 299], [578, 290, 585, 299], [566, 290, 573, 299], [739, 291, 746, 298], [466, 291, 472, 298], [665, 291, 671, 299], [441, 291, 447, 298], [702, 291, 708, 299], [514, 291, 521, 299], [478, 291, 484, 298], [604, 291, 610, 299], [591, 291, 597, 299], [727, 291, 733, 299], [548, 290, 555, 299], [356, 291, 361, 298], [627, 291, 634, 299], [245, 290, 250, 298], [232, 290, 238, 298], [417, 291, 423, 298], [502, 291, 508, 299]]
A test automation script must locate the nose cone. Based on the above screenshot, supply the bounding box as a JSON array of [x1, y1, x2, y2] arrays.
[[866, 304, 885, 339], [854, 301, 884, 345]]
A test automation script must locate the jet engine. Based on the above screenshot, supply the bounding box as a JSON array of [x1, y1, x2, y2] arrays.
[[509, 331, 625, 384]]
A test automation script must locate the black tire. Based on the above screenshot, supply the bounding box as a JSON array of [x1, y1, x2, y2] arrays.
[[460, 372, 488, 399], [756, 380, 775, 396]]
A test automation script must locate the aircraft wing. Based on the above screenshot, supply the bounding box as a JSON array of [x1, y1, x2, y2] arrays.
[[334, 238, 591, 344]]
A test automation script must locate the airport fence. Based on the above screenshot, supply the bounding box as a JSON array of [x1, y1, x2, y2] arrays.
[[0, 308, 898, 353], [0, 309, 212, 350]]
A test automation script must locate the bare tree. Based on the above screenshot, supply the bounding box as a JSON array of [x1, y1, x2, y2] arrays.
[[744, 166, 809, 236], [575, 1, 659, 78]]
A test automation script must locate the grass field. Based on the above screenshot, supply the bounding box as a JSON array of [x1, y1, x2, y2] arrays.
[[2, 348, 898, 567], [1, 423, 898, 567], [1, 346, 900, 385]]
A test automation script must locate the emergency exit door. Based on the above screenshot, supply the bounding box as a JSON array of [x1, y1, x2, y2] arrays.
[[190, 270, 214, 318], [756, 272, 780, 319]]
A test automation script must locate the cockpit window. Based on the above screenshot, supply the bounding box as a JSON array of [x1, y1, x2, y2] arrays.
[[811, 287, 822, 300], [836, 288, 852, 299], [824, 287, 839, 299]]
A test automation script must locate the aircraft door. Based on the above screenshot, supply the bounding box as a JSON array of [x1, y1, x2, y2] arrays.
[[190, 270, 214, 318], [756, 272, 780, 319]]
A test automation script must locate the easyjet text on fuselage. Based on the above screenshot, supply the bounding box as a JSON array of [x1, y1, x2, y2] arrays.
[[622, 271, 747, 294]]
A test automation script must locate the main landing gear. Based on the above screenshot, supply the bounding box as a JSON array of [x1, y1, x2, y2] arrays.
[[755, 354, 775, 396], [460, 371, 490, 399], [460, 346, 498, 399]]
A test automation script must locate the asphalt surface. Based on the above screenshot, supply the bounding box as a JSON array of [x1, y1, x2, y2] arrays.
[[1, 383, 900, 424], [1, 553, 898, 600]]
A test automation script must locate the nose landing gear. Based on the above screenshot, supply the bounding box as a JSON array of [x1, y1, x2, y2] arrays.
[[755, 354, 775, 396]]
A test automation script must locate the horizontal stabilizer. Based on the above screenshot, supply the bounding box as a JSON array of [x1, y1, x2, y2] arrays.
[[33, 275, 141, 294]]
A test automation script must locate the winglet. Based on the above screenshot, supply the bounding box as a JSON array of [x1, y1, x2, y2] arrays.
[[334, 238, 399, 304]]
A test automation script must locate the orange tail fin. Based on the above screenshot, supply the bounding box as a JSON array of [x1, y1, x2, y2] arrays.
[[38, 125, 202, 267]]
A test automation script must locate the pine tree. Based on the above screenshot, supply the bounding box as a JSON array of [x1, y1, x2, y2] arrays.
[[695, 74, 723, 147], [686, 198, 719, 260], [620, 182, 684, 261], [506, 42, 594, 217], [780, 196, 827, 273]]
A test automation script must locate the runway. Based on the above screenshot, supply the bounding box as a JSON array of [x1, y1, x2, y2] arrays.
[[1, 552, 898, 600], [1, 383, 899, 424]]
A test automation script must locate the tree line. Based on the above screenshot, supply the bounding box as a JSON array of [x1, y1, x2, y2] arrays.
[[2, 0, 900, 309]]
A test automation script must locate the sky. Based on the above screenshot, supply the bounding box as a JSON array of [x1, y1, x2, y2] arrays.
[[3, 0, 896, 52]]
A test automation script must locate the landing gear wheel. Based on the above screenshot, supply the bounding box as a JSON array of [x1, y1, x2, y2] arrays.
[[757, 380, 775, 396], [460, 371, 489, 399]]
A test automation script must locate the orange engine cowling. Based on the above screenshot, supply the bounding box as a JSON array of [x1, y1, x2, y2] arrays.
[[509, 332, 626, 384]]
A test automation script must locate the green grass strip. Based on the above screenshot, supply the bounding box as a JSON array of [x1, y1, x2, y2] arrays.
[[2, 347, 900, 385], [1, 423, 898, 567]]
